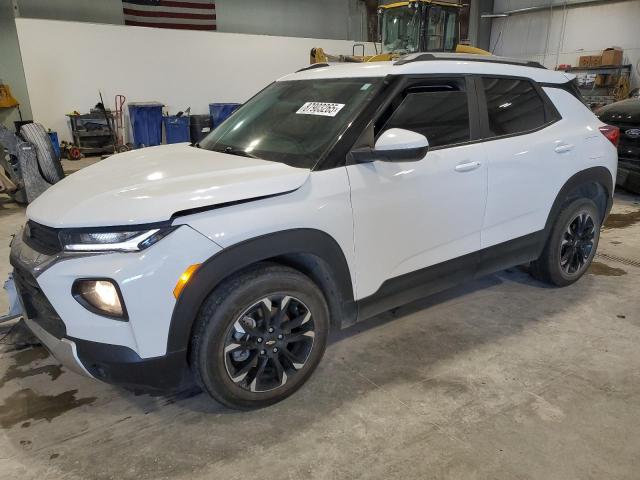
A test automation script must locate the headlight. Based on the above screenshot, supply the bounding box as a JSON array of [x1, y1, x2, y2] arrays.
[[72, 279, 127, 319], [59, 226, 177, 252]]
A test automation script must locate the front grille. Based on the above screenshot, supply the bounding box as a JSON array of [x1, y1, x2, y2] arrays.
[[24, 221, 63, 255], [13, 266, 66, 339], [608, 121, 640, 165]]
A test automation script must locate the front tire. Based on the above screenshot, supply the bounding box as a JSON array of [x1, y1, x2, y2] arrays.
[[190, 264, 329, 410], [530, 198, 601, 286]]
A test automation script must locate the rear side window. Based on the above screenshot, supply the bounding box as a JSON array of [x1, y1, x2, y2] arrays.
[[381, 80, 470, 147], [481, 77, 548, 136]]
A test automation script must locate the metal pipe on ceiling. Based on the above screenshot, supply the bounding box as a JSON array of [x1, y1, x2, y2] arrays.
[[482, 0, 634, 18]]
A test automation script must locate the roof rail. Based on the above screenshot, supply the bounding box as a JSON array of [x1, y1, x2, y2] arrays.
[[296, 63, 330, 73], [394, 53, 546, 69]]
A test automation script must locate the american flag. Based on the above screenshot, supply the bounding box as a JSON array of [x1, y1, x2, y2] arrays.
[[123, 0, 217, 31]]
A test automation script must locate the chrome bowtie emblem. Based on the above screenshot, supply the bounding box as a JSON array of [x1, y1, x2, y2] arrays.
[[265, 340, 276, 346], [625, 128, 640, 139]]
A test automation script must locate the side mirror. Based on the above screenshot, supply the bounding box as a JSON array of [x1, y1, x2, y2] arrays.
[[350, 128, 429, 163]]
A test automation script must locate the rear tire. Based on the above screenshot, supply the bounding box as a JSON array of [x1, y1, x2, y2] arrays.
[[190, 264, 329, 410], [530, 198, 600, 286]]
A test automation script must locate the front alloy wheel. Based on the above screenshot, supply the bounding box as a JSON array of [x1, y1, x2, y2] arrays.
[[190, 264, 329, 410], [223, 295, 316, 393]]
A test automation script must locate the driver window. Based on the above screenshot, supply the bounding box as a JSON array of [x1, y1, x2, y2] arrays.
[[376, 79, 470, 148]]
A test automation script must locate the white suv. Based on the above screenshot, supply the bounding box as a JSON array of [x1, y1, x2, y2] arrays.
[[8, 53, 618, 409]]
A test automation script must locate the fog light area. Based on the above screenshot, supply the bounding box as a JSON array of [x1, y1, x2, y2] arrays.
[[72, 279, 126, 319]]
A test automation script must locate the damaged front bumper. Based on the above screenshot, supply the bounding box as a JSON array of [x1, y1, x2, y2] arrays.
[[1, 274, 23, 323], [3, 279, 92, 379]]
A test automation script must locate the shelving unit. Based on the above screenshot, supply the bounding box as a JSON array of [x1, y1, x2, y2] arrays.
[[560, 64, 632, 108], [67, 111, 116, 156]]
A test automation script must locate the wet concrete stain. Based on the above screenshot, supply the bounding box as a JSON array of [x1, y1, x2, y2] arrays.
[[0, 207, 20, 218], [50, 453, 59, 460], [0, 363, 63, 387], [588, 261, 627, 277], [0, 199, 22, 217], [0, 388, 97, 428], [12, 347, 49, 366], [603, 209, 640, 230], [0, 347, 62, 388]]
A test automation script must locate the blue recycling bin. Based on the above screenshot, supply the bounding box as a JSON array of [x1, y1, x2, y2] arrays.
[[163, 115, 190, 144], [47, 131, 61, 160], [128, 102, 163, 148], [209, 103, 241, 128]]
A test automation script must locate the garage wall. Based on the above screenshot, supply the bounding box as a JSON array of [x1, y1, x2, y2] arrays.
[[216, 0, 367, 41], [13, 0, 368, 41], [0, 0, 31, 129], [15, 18, 377, 142], [16, 0, 125, 24], [490, 0, 640, 88]]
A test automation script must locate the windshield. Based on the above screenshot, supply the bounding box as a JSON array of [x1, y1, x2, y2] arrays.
[[199, 78, 381, 169], [381, 6, 420, 54]]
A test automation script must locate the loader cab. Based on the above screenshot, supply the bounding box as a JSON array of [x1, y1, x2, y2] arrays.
[[379, 1, 460, 55]]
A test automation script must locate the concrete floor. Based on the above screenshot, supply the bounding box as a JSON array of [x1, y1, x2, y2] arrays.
[[0, 163, 639, 479]]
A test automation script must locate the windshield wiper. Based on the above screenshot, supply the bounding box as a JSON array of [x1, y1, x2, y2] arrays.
[[215, 146, 257, 159]]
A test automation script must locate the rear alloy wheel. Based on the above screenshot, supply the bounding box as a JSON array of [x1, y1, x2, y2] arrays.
[[530, 197, 601, 286], [223, 295, 316, 393], [558, 212, 596, 276], [190, 264, 329, 410]]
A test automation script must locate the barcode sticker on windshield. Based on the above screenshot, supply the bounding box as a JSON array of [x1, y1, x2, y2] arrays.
[[296, 102, 345, 117]]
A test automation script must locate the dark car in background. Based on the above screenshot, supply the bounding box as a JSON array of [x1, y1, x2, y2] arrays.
[[596, 98, 640, 194]]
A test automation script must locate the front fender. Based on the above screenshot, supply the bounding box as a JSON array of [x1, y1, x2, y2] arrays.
[[166, 228, 356, 354]]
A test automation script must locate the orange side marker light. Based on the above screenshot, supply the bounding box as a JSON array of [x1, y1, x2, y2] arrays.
[[173, 264, 201, 299]]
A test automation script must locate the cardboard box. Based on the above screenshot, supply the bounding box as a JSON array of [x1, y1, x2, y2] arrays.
[[578, 55, 602, 67], [602, 47, 623, 66], [589, 55, 602, 67]]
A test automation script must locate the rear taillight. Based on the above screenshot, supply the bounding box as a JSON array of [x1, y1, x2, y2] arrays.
[[599, 125, 620, 147]]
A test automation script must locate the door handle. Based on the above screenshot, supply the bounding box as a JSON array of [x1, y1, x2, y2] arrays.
[[554, 143, 575, 153], [455, 161, 481, 172]]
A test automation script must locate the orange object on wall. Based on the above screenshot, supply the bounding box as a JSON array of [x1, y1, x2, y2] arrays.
[[0, 84, 19, 108]]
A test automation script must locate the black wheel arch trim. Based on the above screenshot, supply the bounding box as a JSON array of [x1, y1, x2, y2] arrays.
[[543, 166, 614, 233], [166, 228, 356, 354]]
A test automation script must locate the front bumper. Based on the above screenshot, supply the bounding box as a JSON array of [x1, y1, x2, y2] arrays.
[[9, 265, 190, 390], [24, 316, 93, 378], [8, 223, 221, 391]]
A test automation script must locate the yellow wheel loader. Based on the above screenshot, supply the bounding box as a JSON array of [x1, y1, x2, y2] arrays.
[[310, 0, 489, 64]]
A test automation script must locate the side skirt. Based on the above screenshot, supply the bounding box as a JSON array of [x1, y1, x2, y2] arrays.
[[354, 230, 546, 324]]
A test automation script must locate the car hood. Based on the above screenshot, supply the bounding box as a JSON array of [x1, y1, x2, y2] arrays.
[[27, 143, 310, 228], [596, 98, 640, 124]]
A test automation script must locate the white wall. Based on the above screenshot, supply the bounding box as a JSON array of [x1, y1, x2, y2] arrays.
[[490, 0, 640, 88], [16, 18, 377, 142]]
